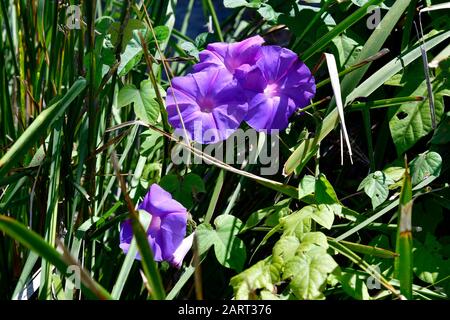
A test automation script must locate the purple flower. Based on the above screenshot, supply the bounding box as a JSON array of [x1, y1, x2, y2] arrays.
[[170, 232, 195, 268], [119, 184, 191, 267], [236, 46, 316, 131], [166, 68, 247, 144], [193, 35, 265, 75]]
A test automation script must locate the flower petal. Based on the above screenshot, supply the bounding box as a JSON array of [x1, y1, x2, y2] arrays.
[[194, 35, 264, 74], [245, 93, 296, 131], [166, 70, 247, 144], [139, 184, 187, 217], [169, 232, 195, 269], [157, 212, 187, 260], [242, 45, 315, 131]]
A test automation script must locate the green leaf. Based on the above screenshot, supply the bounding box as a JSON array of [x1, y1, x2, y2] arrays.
[[338, 270, 371, 300], [223, 0, 261, 8], [257, 4, 280, 22], [230, 259, 276, 300], [242, 199, 291, 232], [298, 175, 315, 200], [159, 173, 206, 208], [283, 137, 319, 176], [118, 39, 143, 77], [297, 232, 329, 253], [140, 129, 163, 157], [109, 19, 145, 52], [331, 33, 362, 69], [358, 171, 394, 209], [281, 204, 337, 235], [283, 247, 338, 300], [389, 79, 449, 154], [431, 111, 450, 144], [196, 215, 246, 271], [413, 234, 450, 286], [149, 25, 170, 44], [272, 236, 300, 266], [383, 166, 406, 188], [117, 80, 160, 124], [195, 223, 217, 256], [180, 42, 199, 59], [410, 151, 442, 186], [315, 174, 340, 205], [281, 209, 311, 238]]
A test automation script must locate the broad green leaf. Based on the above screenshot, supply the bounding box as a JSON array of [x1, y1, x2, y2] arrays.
[[159, 173, 206, 208], [315, 174, 340, 205], [282, 204, 337, 235], [413, 234, 450, 286], [331, 33, 362, 69], [140, 129, 163, 157], [257, 4, 280, 22], [410, 151, 442, 186], [338, 270, 371, 300], [272, 236, 300, 266], [147, 25, 170, 44], [431, 111, 450, 144], [118, 39, 143, 77], [297, 232, 329, 254], [358, 171, 394, 209], [180, 42, 199, 59], [283, 137, 319, 176], [298, 175, 315, 200], [383, 166, 405, 188], [196, 215, 246, 271], [242, 199, 291, 232], [306, 204, 337, 230], [195, 223, 217, 256], [283, 247, 338, 300], [109, 19, 145, 52], [214, 215, 246, 271], [389, 79, 449, 154], [281, 210, 311, 238], [230, 259, 275, 300], [117, 80, 160, 124]]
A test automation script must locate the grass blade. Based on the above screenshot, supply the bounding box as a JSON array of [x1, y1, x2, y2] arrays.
[[301, 0, 383, 61], [0, 78, 87, 177], [0, 215, 112, 299], [324, 53, 353, 164]]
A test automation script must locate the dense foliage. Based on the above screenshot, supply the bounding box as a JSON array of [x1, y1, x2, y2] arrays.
[[0, 0, 449, 300]]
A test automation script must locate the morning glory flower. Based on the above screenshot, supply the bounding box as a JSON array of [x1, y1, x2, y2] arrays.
[[119, 184, 191, 268], [235, 45, 316, 131], [193, 35, 265, 75], [171, 232, 195, 268], [166, 68, 247, 144]]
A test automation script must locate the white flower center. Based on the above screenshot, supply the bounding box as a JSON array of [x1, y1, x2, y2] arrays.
[[264, 83, 278, 97]]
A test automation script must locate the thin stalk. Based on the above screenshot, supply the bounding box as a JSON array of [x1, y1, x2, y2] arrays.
[[204, 0, 224, 41]]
